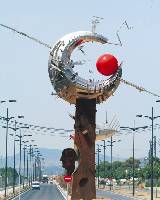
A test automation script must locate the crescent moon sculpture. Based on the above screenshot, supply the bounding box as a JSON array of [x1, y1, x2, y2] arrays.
[[1, 24, 159, 98], [48, 31, 122, 104]]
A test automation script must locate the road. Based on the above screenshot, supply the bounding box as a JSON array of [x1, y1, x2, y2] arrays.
[[13, 183, 65, 200], [97, 189, 138, 200]]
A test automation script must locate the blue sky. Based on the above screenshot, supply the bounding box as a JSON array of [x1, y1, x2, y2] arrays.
[[0, 0, 160, 159]]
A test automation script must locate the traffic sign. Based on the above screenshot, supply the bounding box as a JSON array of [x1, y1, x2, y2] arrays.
[[64, 175, 72, 183]]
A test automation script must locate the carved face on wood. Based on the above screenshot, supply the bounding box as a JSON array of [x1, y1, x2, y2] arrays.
[[60, 148, 78, 175]]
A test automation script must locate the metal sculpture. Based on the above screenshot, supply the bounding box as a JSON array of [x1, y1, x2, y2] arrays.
[[48, 31, 122, 200], [48, 31, 122, 105]]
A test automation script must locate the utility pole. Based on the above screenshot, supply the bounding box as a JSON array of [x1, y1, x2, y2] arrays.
[[32, 148, 34, 182], [15, 126, 29, 193], [151, 107, 154, 200], [136, 107, 160, 200], [13, 121, 17, 194], [120, 124, 148, 196], [96, 144, 101, 188], [4, 119, 28, 194], [29, 145, 32, 184], [101, 140, 106, 178], [23, 145, 26, 188], [102, 110, 108, 179], [132, 130, 135, 196], [110, 136, 113, 177], [19, 129, 22, 185], [4, 108, 14, 197], [0, 99, 16, 196], [38, 158, 42, 181], [151, 108, 154, 200], [107, 137, 121, 190], [4, 109, 8, 198], [154, 136, 156, 158], [26, 150, 29, 185]]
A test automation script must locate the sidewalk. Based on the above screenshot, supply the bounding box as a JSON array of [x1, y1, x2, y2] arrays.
[[0, 185, 30, 200], [98, 185, 160, 200]]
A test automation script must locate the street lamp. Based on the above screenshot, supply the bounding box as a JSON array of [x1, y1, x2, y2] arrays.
[[27, 140, 37, 184], [107, 137, 121, 188], [32, 147, 40, 181], [0, 100, 6, 103], [37, 156, 42, 181], [2, 103, 16, 197], [120, 124, 148, 196], [34, 152, 41, 181], [96, 144, 101, 188], [16, 126, 29, 192], [28, 144, 34, 185], [3, 121, 18, 194], [22, 141, 29, 188], [26, 148, 29, 185], [100, 140, 106, 179], [32, 147, 37, 182], [3, 116, 25, 194], [136, 107, 160, 200]]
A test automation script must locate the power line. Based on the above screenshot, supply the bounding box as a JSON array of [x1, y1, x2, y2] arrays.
[[0, 23, 52, 49], [120, 78, 160, 98]]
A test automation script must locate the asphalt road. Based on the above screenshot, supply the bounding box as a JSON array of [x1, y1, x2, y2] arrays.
[[97, 189, 137, 200], [13, 183, 65, 200]]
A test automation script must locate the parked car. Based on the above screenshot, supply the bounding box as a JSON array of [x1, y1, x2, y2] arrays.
[[32, 181, 40, 190], [49, 180, 53, 184]]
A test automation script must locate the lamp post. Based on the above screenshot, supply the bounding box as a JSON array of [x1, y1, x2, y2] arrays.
[[28, 145, 32, 185], [22, 141, 29, 188], [27, 148, 31, 186], [38, 155, 43, 181], [1, 100, 17, 196], [3, 122, 17, 194], [15, 126, 29, 196], [26, 149, 29, 185], [28, 142, 35, 185], [32, 145, 37, 181], [34, 149, 41, 181], [23, 145, 26, 188], [3, 105, 16, 197], [13, 122, 17, 194], [34, 153, 41, 181], [96, 144, 101, 188], [120, 124, 148, 196], [107, 137, 121, 189], [136, 107, 160, 200], [3, 117, 25, 194], [37, 156, 42, 181], [100, 140, 106, 179]]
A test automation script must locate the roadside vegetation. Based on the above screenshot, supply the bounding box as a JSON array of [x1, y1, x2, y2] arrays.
[[96, 157, 160, 187]]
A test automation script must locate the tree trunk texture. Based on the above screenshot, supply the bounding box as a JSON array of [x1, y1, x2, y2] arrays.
[[71, 98, 96, 200]]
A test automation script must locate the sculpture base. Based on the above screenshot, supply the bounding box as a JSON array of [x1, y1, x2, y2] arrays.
[[71, 98, 96, 200]]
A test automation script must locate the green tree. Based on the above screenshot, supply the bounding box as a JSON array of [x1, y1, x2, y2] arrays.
[[96, 157, 141, 180], [0, 167, 18, 184]]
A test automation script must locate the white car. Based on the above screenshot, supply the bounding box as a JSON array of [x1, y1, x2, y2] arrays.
[[32, 181, 40, 190], [49, 180, 53, 184]]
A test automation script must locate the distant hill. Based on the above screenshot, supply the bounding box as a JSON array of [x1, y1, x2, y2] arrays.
[[0, 148, 126, 175], [0, 148, 64, 175]]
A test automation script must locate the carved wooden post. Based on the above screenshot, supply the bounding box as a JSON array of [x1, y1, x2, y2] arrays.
[[71, 98, 96, 200]]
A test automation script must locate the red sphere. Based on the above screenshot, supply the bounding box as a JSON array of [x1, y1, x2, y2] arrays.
[[96, 53, 118, 76]]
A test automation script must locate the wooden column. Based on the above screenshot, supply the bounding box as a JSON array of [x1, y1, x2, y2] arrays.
[[71, 98, 96, 200]]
